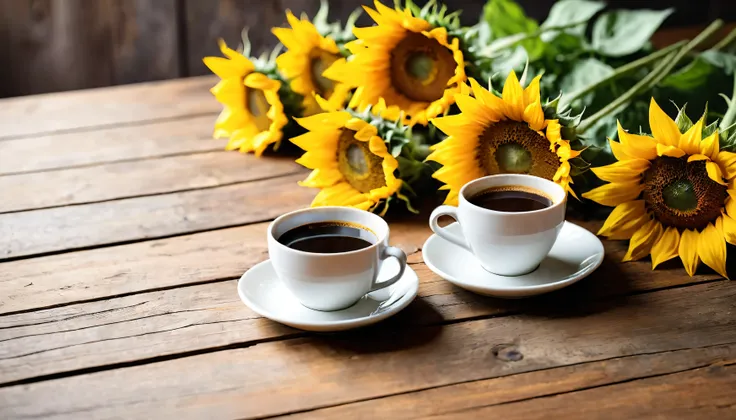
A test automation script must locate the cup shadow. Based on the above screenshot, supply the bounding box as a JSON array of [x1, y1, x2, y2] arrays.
[[296, 299, 444, 355]]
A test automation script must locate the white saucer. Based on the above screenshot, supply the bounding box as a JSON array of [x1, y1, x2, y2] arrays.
[[237, 259, 419, 332], [423, 221, 604, 298]]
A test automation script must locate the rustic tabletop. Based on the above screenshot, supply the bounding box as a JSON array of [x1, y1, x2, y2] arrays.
[[1, 76, 735, 419]]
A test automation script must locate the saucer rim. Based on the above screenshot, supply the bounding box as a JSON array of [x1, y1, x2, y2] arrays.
[[237, 259, 419, 330], [422, 221, 604, 294]]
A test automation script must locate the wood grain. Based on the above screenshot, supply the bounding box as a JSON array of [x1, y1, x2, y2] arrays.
[[0, 153, 300, 212], [0, 115, 224, 175], [0, 75, 218, 139], [0, 219, 432, 314], [0, 172, 311, 260], [0, 0, 180, 98], [282, 343, 736, 419], [1, 281, 734, 419], [425, 357, 736, 420], [0, 218, 723, 384]]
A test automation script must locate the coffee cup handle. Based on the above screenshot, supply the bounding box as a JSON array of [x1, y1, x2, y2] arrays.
[[429, 205, 471, 252], [370, 246, 407, 292]]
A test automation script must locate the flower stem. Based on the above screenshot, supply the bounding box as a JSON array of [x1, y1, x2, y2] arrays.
[[560, 42, 685, 109], [720, 74, 736, 132], [483, 20, 588, 55], [578, 20, 725, 135], [712, 27, 736, 52]]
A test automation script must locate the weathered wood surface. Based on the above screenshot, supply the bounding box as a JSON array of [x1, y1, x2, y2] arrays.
[[0, 76, 217, 139], [2, 76, 735, 419], [283, 343, 736, 419], [0, 115, 224, 175], [0, 152, 301, 212], [0, 172, 310, 260], [0, 0, 181, 98], [1, 282, 734, 419]]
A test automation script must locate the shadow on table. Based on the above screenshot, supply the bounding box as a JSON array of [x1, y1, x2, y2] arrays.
[[301, 299, 444, 355]]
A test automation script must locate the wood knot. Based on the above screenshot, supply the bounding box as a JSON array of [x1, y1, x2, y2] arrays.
[[492, 344, 523, 362]]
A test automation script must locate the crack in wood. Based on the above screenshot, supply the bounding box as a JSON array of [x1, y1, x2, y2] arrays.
[[254, 341, 736, 419]]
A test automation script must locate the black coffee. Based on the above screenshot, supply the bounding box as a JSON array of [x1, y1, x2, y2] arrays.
[[278, 221, 375, 253], [469, 186, 552, 212]]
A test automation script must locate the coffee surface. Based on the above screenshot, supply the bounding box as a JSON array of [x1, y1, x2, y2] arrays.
[[278, 221, 374, 253], [469, 186, 552, 212]]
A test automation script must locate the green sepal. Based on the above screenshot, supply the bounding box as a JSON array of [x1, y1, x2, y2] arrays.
[[674, 103, 694, 134]]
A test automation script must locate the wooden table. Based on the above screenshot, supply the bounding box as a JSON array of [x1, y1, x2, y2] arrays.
[[1, 76, 735, 419]]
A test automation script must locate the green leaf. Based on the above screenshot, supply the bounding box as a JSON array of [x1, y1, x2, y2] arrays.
[[701, 50, 736, 75], [674, 103, 694, 133], [540, 0, 605, 41], [559, 58, 614, 107], [703, 120, 720, 138], [592, 8, 674, 57], [483, 0, 544, 60], [491, 45, 529, 77], [661, 56, 715, 90]]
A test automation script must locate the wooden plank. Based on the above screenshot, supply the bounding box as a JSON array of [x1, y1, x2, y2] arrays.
[[0, 153, 301, 212], [0, 265, 723, 385], [0, 0, 180, 98], [283, 343, 736, 419], [0, 172, 311, 260], [0, 115, 224, 175], [425, 358, 736, 419], [0, 281, 734, 419], [0, 219, 432, 315], [0, 75, 218, 139], [1, 216, 720, 315], [0, 220, 723, 384]]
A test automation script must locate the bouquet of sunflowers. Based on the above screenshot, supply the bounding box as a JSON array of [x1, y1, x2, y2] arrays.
[[204, 0, 736, 277]]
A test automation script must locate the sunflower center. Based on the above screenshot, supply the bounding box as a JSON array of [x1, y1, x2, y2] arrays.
[[478, 121, 559, 180], [246, 88, 271, 132], [390, 32, 455, 103], [337, 129, 386, 194], [405, 52, 435, 81], [662, 180, 698, 212], [643, 157, 727, 230], [495, 143, 533, 173], [310, 50, 340, 96]]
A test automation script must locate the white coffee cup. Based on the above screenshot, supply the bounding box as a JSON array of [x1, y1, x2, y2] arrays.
[[429, 174, 567, 276], [268, 206, 407, 311]]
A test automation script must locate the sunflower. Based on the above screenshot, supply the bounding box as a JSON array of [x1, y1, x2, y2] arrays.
[[292, 109, 405, 214], [203, 40, 289, 156], [583, 98, 736, 278], [272, 10, 352, 116], [427, 71, 580, 205], [323, 0, 467, 126]]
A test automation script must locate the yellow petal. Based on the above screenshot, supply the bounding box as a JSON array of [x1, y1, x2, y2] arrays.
[[706, 161, 727, 185], [618, 121, 657, 160], [655, 144, 686, 158], [523, 101, 545, 131], [679, 229, 701, 276], [722, 213, 736, 246], [597, 200, 647, 238], [687, 154, 710, 162], [650, 226, 681, 269], [717, 150, 736, 180], [467, 78, 504, 119], [582, 180, 643, 207], [697, 222, 728, 278], [591, 159, 649, 183], [523, 75, 542, 109], [726, 195, 736, 219], [678, 118, 703, 155], [623, 219, 663, 262], [501, 71, 524, 121], [699, 132, 720, 161], [608, 139, 632, 161], [649, 98, 680, 147]]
